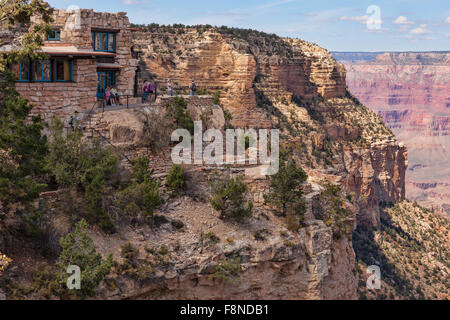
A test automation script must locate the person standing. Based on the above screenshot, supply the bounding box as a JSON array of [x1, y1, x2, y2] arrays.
[[111, 86, 119, 105], [142, 80, 150, 103], [167, 79, 174, 96], [69, 110, 82, 131], [149, 81, 156, 102], [189, 80, 197, 96]]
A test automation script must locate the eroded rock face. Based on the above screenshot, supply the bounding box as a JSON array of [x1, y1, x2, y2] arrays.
[[94, 196, 357, 300], [342, 141, 407, 227], [130, 29, 406, 228], [342, 52, 450, 111], [132, 28, 346, 128], [78, 29, 408, 300]]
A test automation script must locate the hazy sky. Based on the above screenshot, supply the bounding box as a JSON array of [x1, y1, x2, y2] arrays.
[[47, 0, 450, 52]]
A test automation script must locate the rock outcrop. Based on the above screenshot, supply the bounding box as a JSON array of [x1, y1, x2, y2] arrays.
[[92, 190, 357, 300]]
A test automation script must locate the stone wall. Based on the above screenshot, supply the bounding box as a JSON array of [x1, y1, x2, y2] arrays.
[[16, 59, 98, 120]]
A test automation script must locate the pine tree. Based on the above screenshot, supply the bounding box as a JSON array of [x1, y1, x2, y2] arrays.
[[0, 0, 52, 217], [264, 160, 307, 228], [0, 72, 48, 215], [57, 219, 113, 299]]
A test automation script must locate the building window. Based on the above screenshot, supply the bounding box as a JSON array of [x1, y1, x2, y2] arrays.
[[47, 30, 60, 41], [33, 60, 51, 82], [92, 32, 116, 52], [12, 62, 31, 82], [55, 59, 73, 82], [14, 59, 73, 82]]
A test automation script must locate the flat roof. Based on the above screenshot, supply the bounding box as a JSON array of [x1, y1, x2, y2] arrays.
[[42, 45, 116, 57]]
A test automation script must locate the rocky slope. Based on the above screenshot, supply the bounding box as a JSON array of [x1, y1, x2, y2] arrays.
[[335, 52, 450, 217], [354, 200, 450, 300]]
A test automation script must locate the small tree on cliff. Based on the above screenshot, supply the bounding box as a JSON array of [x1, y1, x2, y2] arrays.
[[210, 174, 253, 222], [264, 159, 307, 230], [57, 219, 113, 299], [0, 71, 49, 219], [165, 97, 194, 135]]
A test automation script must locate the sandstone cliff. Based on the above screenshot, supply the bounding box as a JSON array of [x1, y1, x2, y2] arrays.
[[131, 25, 406, 228], [69, 27, 409, 300], [132, 27, 346, 128]]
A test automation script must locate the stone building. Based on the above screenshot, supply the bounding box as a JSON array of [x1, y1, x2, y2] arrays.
[[4, 8, 137, 121]]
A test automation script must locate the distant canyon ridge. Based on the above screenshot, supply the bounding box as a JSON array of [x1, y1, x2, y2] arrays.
[[333, 51, 450, 217]]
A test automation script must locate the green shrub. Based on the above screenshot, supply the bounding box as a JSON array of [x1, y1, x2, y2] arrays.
[[210, 174, 253, 222], [47, 118, 119, 232], [209, 258, 242, 285], [213, 91, 221, 105], [166, 164, 186, 192], [201, 232, 220, 246], [166, 97, 194, 134], [0, 71, 48, 217], [318, 183, 352, 237], [223, 108, 233, 129], [115, 156, 163, 219], [131, 156, 151, 183], [115, 242, 152, 281], [57, 220, 113, 299]]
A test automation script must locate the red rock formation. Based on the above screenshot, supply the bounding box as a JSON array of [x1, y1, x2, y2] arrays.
[[338, 52, 450, 216], [343, 52, 450, 112]]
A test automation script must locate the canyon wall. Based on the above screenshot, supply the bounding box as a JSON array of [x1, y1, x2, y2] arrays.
[[335, 52, 450, 217], [132, 28, 346, 128], [131, 27, 406, 227], [66, 26, 409, 299]]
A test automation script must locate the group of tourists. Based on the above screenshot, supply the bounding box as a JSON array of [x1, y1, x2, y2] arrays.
[[141, 79, 198, 103], [142, 80, 158, 103], [105, 86, 120, 106]]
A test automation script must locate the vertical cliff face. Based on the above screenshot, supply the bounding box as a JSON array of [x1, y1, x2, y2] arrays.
[[341, 141, 407, 226], [103, 216, 357, 300], [336, 52, 450, 217]]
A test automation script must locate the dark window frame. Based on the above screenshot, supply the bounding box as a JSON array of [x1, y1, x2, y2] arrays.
[[47, 30, 61, 41], [54, 59, 73, 82], [33, 60, 52, 82], [18, 62, 30, 82], [91, 32, 116, 53], [13, 58, 74, 83]]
